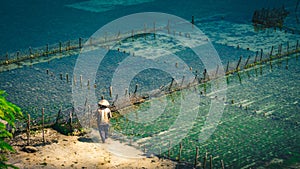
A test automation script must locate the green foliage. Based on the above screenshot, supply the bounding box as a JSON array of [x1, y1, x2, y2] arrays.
[[0, 90, 22, 169]]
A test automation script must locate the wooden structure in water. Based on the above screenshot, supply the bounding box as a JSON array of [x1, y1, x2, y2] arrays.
[[252, 6, 289, 29]]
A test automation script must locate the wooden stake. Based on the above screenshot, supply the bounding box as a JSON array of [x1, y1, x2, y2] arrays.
[[237, 72, 242, 83], [203, 152, 207, 169], [16, 51, 20, 59], [79, 37, 82, 48], [215, 64, 219, 77], [42, 108, 45, 144], [66, 73, 69, 83], [167, 20, 170, 34], [178, 142, 182, 162], [89, 37, 93, 46], [153, 22, 156, 39], [109, 86, 113, 98], [279, 43, 282, 55], [210, 155, 213, 169], [181, 76, 185, 87], [60, 73, 63, 80], [46, 44, 49, 56], [56, 106, 62, 124], [73, 75, 76, 85], [27, 114, 30, 146], [221, 160, 225, 169], [226, 61, 229, 73], [260, 49, 263, 61], [59, 42, 62, 53], [169, 78, 174, 91], [236, 56, 242, 71], [244, 55, 250, 68], [67, 40, 71, 51], [168, 140, 171, 158], [192, 16, 195, 25], [203, 69, 207, 80], [131, 30, 134, 41], [69, 111, 73, 129], [134, 84, 138, 95], [254, 51, 258, 63], [29, 47, 32, 55], [144, 24, 147, 40], [88, 105, 91, 128], [194, 146, 199, 168], [80, 75, 83, 86], [270, 46, 274, 57]]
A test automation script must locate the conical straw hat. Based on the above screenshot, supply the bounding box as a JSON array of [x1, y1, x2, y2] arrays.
[[98, 99, 110, 106]]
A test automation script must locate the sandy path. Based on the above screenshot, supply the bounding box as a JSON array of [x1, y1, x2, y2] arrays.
[[7, 128, 177, 169]]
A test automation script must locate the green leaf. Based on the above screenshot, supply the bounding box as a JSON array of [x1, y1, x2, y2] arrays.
[[0, 109, 4, 118], [0, 90, 21, 169], [0, 139, 14, 152]]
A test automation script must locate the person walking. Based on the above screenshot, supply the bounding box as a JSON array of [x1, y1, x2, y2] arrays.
[[96, 99, 112, 143]]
